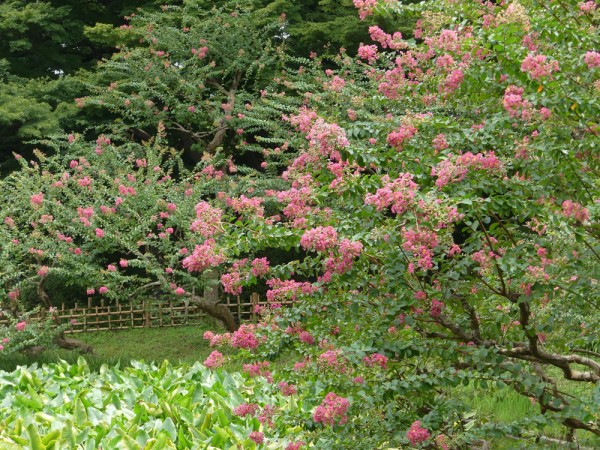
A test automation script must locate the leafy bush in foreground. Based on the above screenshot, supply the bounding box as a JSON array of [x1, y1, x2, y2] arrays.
[[0, 358, 307, 449]]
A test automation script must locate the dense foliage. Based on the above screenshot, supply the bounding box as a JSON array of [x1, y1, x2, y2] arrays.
[[0, 358, 308, 449], [1, 0, 599, 448]]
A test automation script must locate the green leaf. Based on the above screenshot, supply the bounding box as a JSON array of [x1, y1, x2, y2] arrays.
[[26, 424, 45, 450]]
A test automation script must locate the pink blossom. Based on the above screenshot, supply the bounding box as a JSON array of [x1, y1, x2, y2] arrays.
[[300, 226, 338, 252], [285, 442, 306, 450], [86, 288, 95, 295], [231, 324, 260, 349], [318, 350, 347, 372], [363, 353, 388, 369], [430, 299, 445, 317], [407, 420, 431, 446], [119, 259, 129, 268], [562, 200, 589, 222], [99, 286, 108, 294], [233, 403, 259, 417], [107, 264, 117, 272], [521, 53, 559, 80], [313, 392, 350, 426], [204, 350, 225, 369], [584, 51, 600, 69], [15, 321, 27, 332], [243, 361, 272, 381], [190, 202, 222, 237], [174, 287, 185, 295], [37, 266, 49, 277], [95, 228, 105, 238], [387, 125, 417, 151], [354, 0, 378, 20], [579, 1, 596, 13], [299, 331, 315, 345], [221, 271, 244, 295], [365, 173, 418, 215], [432, 151, 502, 188], [443, 69, 464, 93], [358, 44, 378, 63], [432, 134, 449, 151], [251, 258, 270, 277], [249, 432, 264, 445], [30, 192, 44, 206], [278, 382, 297, 396], [182, 240, 225, 272]]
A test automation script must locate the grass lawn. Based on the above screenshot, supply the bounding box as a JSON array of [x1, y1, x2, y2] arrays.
[[0, 318, 230, 372]]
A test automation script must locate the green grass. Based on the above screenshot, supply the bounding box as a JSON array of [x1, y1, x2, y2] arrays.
[[0, 318, 230, 372], [461, 384, 599, 448]]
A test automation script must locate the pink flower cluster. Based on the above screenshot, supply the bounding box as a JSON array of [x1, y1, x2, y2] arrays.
[[502, 85, 536, 121], [230, 324, 260, 349], [190, 201, 222, 237], [243, 361, 272, 381], [313, 392, 350, 426], [407, 420, 431, 446], [233, 402, 259, 417], [521, 53, 559, 80], [251, 257, 270, 277], [387, 124, 417, 151], [322, 239, 364, 280], [584, 51, 600, 69], [443, 69, 464, 93], [354, 0, 378, 20], [95, 134, 110, 155], [579, 1, 597, 13], [300, 226, 338, 252], [203, 350, 225, 369], [326, 75, 346, 92], [288, 106, 318, 133], [432, 134, 449, 152], [431, 151, 502, 188], [278, 382, 297, 396], [430, 299, 445, 318], [402, 228, 439, 271], [191, 46, 208, 58], [30, 192, 44, 207], [266, 278, 317, 303], [182, 239, 225, 272], [221, 259, 249, 295], [249, 431, 264, 444], [562, 200, 589, 223], [368, 26, 405, 50], [318, 350, 348, 372], [226, 195, 264, 217], [274, 186, 314, 220], [363, 353, 388, 369], [307, 119, 350, 158], [358, 44, 378, 63], [285, 442, 306, 450], [365, 173, 419, 215]]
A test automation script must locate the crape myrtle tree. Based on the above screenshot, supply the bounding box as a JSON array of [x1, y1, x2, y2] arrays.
[[188, 0, 597, 447], [79, 1, 287, 163], [0, 0, 598, 447], [0, 124, 281, 344]]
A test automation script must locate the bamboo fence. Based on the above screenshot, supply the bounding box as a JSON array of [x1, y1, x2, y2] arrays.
[[0, 293, 295, 333]]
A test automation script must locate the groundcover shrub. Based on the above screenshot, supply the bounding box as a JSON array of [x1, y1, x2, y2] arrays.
[[0, 358, 308, 449]]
